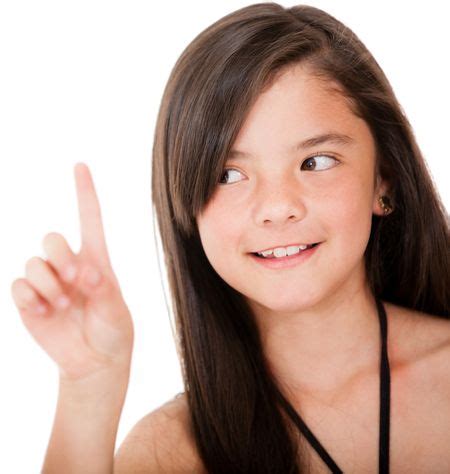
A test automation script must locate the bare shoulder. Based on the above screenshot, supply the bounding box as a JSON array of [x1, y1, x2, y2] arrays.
[[385, 302, 450, 465], [385, 301, 450, 353], [114, 392, 206, 474], [385, 300, 450, 394]]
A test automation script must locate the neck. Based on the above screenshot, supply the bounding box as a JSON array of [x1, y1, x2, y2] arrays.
[[249, 266, 382, 401]]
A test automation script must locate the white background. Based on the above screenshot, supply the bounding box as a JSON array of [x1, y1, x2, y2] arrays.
[[0, 1, 448, 472]]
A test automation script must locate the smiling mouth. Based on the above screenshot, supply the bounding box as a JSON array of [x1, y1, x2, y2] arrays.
[[250, 242, 321, 258]]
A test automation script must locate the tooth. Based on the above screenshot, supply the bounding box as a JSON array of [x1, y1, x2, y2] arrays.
[[257, 244, 312, 258], [286, 246, 300, 256], [273, 247, 287, 257], [260, 249, 273, 257]]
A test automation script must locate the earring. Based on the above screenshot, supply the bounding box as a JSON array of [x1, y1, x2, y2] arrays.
[[378, 195, 393, 215]]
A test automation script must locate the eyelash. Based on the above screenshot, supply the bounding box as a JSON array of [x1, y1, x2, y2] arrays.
[[218, 152, 340, 185]]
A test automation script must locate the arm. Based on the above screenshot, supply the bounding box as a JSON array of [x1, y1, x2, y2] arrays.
[[9, 164, 134, 474], [42, 366, 130, 474]]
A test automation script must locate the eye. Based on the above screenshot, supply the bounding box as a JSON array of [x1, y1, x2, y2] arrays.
[[218, 153, 339, 185], [218, 168, 244, 185], [301, 153, 340, 171]]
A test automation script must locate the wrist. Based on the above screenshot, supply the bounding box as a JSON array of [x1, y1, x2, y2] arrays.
[[58, 362, 131, 405]]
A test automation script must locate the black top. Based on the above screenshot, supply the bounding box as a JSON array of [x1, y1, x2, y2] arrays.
[[277, 297, 391, 473]]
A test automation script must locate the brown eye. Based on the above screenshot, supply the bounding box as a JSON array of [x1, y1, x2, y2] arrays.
[[301, 154, 339, 171]]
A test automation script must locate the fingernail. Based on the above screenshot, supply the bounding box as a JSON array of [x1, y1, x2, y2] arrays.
[[63, 264, 77, 282], [86, 267, 102, 287]]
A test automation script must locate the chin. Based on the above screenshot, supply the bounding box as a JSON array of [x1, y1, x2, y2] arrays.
[[245, 289, 321, 316]]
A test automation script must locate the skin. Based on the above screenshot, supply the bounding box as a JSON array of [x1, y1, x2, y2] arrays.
[[11, 162, 134, 381], [195, 64, 450, 469], [196, 62, 395, 399], [11, 163, 135, 472], [12, 67, 448, 471]]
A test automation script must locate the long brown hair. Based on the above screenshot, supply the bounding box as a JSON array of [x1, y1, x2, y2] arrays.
[[151, 3, 449, 472]]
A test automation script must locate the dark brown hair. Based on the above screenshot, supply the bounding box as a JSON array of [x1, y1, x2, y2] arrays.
[[151, 3, 449, 472]]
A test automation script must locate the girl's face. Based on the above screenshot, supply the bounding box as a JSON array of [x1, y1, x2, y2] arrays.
[[196, 64, 387, 315]]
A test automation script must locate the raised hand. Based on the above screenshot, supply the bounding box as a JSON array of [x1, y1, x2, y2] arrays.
[[11, 162, 134, 382]]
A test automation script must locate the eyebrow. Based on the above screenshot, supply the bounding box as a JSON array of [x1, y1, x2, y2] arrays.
[[228, 132, 355, 159]]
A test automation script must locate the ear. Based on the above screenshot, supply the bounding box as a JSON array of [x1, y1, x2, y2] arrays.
[[372, 173, 391, 216]]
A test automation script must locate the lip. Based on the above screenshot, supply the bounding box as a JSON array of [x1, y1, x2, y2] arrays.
[[248, 242, 321, 269]]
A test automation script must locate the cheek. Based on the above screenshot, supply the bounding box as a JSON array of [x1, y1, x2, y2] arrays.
[[197, 202, 245, 280], [324, 175, 374, 264]]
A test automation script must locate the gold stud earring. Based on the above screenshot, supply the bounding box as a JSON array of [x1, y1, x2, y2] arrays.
[[378, 195, 393, 215]]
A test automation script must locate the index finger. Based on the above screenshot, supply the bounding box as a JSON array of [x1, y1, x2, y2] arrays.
[[74, 162, 112, 269]]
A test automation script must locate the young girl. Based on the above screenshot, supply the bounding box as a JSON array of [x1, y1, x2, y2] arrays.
[[12, 3, 449, 473]]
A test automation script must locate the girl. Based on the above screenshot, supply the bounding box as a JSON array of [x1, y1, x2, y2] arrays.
[[12, 3, 449, 473]]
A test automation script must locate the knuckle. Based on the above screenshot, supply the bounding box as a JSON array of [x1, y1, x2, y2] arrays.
[[53, 293, 70, 309]]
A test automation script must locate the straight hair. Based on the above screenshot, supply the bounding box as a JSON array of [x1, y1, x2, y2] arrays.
[[151, 3, 450, 472]]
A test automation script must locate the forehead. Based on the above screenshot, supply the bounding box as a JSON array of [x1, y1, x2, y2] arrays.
[[231, 64, 367, 152], [264, 62, 353, 112]]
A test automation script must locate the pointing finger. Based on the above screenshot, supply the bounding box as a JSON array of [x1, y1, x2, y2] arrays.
[[73, 162, 112, 269]]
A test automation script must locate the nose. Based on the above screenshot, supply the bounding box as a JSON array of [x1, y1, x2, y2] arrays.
[[252, 174, 307, 226]]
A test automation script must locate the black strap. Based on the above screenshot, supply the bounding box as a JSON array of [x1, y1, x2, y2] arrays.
[[277, 297, 390, 473], [377, 297, 391, 473]]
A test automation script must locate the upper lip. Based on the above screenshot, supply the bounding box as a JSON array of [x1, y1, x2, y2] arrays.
[[251, 242, 320, 254]]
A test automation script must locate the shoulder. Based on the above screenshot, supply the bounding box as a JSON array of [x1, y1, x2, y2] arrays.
[[384, 301, 450, 360], [385, 300, 450, 397], [385, 302, 450, 462], [114, 392, 206, 473]]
